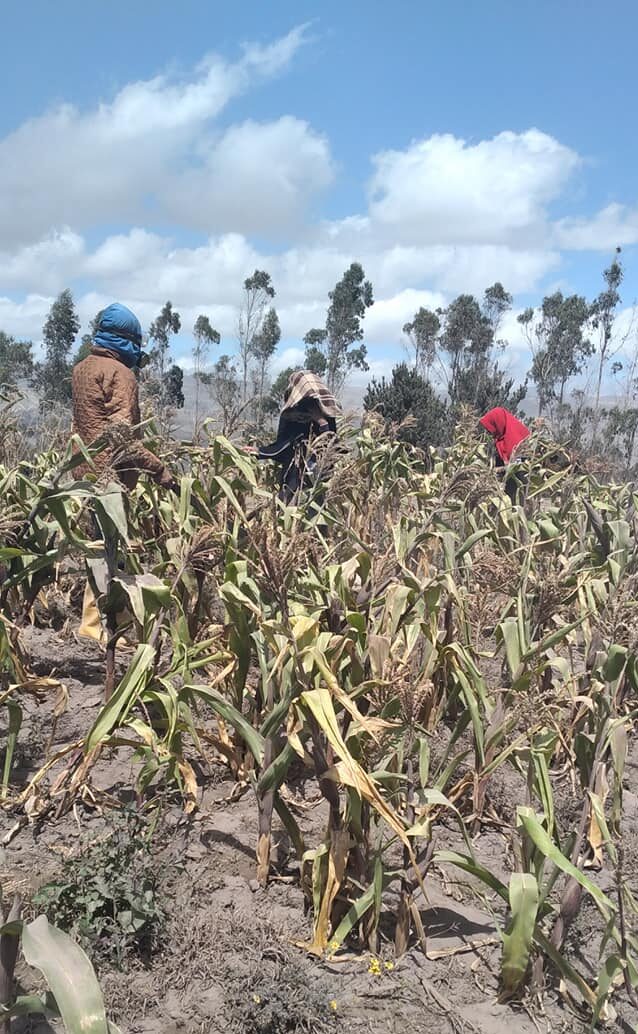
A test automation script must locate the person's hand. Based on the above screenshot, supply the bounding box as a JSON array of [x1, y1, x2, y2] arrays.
[[158, 468, 180, 493]]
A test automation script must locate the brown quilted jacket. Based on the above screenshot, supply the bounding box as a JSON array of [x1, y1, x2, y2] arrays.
[[71, 348, 171, 491]]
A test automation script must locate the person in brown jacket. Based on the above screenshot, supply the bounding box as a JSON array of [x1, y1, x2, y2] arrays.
[[72, 302, 178, 641], [72, 302, 176, 491]]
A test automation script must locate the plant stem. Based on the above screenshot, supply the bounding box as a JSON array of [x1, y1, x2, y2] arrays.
[[0, 894, 21, 1034]]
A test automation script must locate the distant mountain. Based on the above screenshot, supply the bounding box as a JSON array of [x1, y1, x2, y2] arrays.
[[11, 374, 626, 443]]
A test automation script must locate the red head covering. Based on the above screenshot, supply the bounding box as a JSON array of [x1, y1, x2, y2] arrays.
[[479, 407, 530, 463]]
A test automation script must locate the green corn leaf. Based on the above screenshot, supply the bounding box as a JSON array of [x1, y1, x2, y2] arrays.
[[330, 875, 391, 951], [0, 548, 24, 560], [85, 644, 156, 750], [186, 683, 264, 764], [501, 873, 539, 994], [93, 484, 129, 542], [21, 914, 110, 1033], [534, 928, 596, 1007], [524, 614, 590, 663], [213, 435, 258, 486], [1, 700, 22, 799], [602, 644, 628, 684], [178, 476, 195, 529], [220, 582, 263, 618], [588, 792, 617, 865], [456, 528, 491, 559], [110, 572, 171, 627], [273, 792, 305, 860], [418, 736, 430, 790], [434, 849, 509, 902], [0, 991, 57, 1020], [592, 954, 623, 1027], [496, 617, 522, 676], [0, 551, 58, 592], [516, 807, 613, 917], [211, 474, 249, 521], [257, 741, 298, 794], [449, 662, 485, 766]]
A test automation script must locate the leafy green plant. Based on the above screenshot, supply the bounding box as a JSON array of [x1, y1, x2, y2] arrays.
[[34, 807, 165, 967], [0, 883, 119, 1033]]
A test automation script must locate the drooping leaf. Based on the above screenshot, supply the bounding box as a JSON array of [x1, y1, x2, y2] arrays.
[[21, 914, 110, 1034], [501, 873, 539, 994], [85, 644, 156, 750]]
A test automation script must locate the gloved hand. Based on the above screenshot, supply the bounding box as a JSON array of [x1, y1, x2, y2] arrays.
[[158, 468, 180, 494]]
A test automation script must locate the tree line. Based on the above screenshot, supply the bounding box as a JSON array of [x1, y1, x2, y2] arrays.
[[365, 250, 634, 468], [1, 249, 636, 469], [0, 262, 375, 437]]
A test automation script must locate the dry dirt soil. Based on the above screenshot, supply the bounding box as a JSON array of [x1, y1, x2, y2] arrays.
[[2, 622, 638, 1034]]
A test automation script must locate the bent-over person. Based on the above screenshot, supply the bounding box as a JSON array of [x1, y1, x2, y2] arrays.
[[479, 406, 530, 503], [252, 370, 341, 503]]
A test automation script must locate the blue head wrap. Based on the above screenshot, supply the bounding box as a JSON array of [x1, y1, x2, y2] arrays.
[[94, 303, 143, 369]]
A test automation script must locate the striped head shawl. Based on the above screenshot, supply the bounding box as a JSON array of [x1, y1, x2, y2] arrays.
[[281, 370, 341, 422]]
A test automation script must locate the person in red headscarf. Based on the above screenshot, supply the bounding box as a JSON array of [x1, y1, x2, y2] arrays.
[[479, 407, 530, 465], [479, 407, 530, 501]]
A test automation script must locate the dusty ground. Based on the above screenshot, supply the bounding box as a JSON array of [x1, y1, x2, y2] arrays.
[[1, 623, 637, 1034]]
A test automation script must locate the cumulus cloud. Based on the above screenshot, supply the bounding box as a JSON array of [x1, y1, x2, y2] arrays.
[[364, 288, 445, 343], [554, 203, 638, 250], [163, 117, 334, 235], [0, 294, 53, 340], [0, 230, 85, 293], [1, 33, 636, 377], [367, 130, 579, 246], [271, 346, 306, 374], [0, 25, 329, 246]]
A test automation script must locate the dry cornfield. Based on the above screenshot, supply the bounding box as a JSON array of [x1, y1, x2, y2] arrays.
[[2, 418, 638, 1032]]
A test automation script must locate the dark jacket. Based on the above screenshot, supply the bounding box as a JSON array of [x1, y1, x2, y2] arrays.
[[258, 410, 337, 502]]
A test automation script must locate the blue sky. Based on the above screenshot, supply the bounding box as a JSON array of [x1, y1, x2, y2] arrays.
[[1, 0, 637, 386]]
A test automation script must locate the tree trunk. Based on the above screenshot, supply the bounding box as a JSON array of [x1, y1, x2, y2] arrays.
[[242, 349, 249, 405], [194, 366, 200, 442]]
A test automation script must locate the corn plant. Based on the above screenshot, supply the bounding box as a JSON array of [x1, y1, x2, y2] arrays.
[[0, 882, 119, 1033], [4, 415, 638, 1025]]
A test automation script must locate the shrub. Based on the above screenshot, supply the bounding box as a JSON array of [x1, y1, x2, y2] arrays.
[[34, 806, 166, 967], [363, 362, 449, 452]]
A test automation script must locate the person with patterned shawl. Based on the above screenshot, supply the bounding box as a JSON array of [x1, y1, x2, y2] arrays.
[[249, 370, 341, 502]]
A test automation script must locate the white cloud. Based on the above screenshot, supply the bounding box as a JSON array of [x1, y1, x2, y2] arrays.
[[554, 203, 638, 250], [367, 130, 579, 246], [1, 33, 636, 387], [0, 294, 53, 341], [85, 230, 164, 280], [0, 230, 85, 293], [163, 117, 334, 235], [271, 346, 306, 373], [0, 26, 321, 247], [364, 288, 445, 344]]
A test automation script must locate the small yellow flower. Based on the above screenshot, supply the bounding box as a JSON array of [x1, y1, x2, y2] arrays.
[[327, 939, 340, 954], [329, 999, 338, 1012], [368, 956, 382, 975], [252, 994, 261, 1004], [384, 960, 395, 972]]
